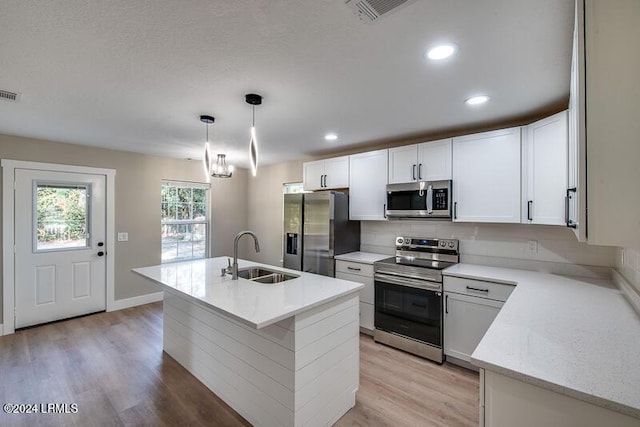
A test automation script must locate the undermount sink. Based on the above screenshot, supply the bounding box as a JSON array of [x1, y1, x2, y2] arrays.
[[237, 266, 299, 284]]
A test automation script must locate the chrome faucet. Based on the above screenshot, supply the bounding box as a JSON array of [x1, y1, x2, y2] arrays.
[[230, 230, 261, 279]]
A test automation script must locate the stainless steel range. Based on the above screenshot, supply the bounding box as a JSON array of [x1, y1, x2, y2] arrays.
[[373, 236, 459, 364]]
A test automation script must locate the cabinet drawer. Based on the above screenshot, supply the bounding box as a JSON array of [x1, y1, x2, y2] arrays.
[[444, 276, 514, 302], [335, 260, 374, 277], [336, 271, 374, 304]]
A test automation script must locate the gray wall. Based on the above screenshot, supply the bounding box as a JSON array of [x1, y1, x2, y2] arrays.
[[0, 133, 248, 321]]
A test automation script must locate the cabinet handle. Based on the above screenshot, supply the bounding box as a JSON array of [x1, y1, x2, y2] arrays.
[[412, 164, 416, 181], [418, 163, 422, 180], [320, 175, 323, 188], [527, 200, 533, 221], [453, 202, 458, 220], [383, 203, 387, 219], [347, 266, 361, 271], [565, 187, 577, 228], [445, 294, 448, 314], [466, 286, 489, 293]]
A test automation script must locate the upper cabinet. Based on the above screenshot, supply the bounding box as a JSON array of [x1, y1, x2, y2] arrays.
[[303, 156, 349, 191], [388, 139, 452, 184], [452, 128, 521, 223], [522, 111, 568, 226], [349, 149, 388, 221], [569, 0, 640, 247]]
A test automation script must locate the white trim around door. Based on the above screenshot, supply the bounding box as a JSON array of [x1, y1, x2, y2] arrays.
[[2, 159, 116, 335]]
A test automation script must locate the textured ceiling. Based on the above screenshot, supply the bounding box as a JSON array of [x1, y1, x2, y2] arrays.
[[0, 0, 574, 168]]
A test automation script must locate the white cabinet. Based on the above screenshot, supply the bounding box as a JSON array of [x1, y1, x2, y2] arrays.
[[303, 156, 349, 191], [452, 128, 521, 223], [336, 260, 375, 334], [388, 139, 452, 184], [521, 111, 568, 225], [349, 149, 388, 220], [444, 276, 514, 367], [568, 0, 640, 247]]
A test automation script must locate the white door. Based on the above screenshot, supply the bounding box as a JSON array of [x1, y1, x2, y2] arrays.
[[14, 169, 107, 328], [452, 128, 521, 223], [302, 160, 325, 191], [417, 138, 452, 181], [388, 144, 418, 184], [349, 149, 388, 220], [323, 156, 349, 189], [523, 111, 568, 225]]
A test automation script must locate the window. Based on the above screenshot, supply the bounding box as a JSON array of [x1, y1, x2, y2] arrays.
[[35, 182, 90, 251], [161, 181, 209, 263]]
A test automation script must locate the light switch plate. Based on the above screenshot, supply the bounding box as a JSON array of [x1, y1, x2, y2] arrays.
[[117, 232, 129, 242]]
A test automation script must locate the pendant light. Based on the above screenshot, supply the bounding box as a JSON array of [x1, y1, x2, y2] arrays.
[[245, 93, 262, 177], [200, 115, 232, 179]]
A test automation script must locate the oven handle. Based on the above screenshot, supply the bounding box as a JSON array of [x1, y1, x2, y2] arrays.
[[374, 273, 442, 292]]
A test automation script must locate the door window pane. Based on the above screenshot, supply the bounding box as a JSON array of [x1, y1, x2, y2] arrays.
[[36, 184, 89, 251]]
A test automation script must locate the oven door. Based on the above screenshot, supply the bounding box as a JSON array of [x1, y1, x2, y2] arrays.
[[374, 274, 442, 347]]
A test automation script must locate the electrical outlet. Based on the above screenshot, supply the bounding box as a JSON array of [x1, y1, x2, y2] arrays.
[[117, 232, 129, 242], [527, 240, 538, 253]]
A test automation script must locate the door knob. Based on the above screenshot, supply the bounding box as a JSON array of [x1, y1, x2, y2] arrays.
[[97, 242, 104, 247], [97, 251, 105, 257]]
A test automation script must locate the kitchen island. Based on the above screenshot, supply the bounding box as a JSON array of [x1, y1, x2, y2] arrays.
[[133, 257, 363, 427]]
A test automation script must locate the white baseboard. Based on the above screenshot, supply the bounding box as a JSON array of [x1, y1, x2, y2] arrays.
[[108, 291, 164, 312]]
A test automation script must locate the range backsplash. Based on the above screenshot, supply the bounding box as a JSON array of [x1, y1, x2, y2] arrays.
[[361, 221, 617, 279]]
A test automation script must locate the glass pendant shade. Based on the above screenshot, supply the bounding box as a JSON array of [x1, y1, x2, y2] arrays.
[[211, 154, 233, 178]]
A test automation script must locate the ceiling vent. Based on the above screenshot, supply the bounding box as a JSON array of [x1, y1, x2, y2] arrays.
[[345, 0, 417, 23], [0, 90, 22, 103]]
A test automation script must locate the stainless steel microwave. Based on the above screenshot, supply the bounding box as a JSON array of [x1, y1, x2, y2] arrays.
[[385, 180, 452, 219]]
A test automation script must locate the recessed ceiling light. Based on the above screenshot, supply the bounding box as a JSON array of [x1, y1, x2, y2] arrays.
[[464, 95, 490, 106], [325, 133, 338, 141], [426, 44, 456, 60]]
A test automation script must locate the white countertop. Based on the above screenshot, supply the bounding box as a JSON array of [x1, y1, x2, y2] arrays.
[[334, 251, 390, 264], [133, 257, 363, 329], [443, 263, 640, 419]]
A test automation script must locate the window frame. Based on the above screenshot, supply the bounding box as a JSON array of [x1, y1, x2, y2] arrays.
[[161, 180, 211, 264]]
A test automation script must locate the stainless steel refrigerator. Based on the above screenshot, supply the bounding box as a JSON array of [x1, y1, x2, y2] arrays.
[[283, 192, 360, 277]]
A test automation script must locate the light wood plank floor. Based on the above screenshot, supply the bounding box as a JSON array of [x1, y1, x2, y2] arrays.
[[0, 302, 478, 426]]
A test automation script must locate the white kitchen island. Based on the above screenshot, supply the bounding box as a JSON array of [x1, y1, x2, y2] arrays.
[[133, 257, 363, 427]]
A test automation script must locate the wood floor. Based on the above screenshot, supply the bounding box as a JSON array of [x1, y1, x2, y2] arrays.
[[0, 302, 478, 426]]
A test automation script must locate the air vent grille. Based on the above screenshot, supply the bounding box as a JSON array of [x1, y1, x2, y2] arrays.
[[345, 0, 417, 23], [0, 90, 21, 103]]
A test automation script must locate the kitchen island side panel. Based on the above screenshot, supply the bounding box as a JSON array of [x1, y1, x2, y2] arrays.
[[162, 290, 359, 427]]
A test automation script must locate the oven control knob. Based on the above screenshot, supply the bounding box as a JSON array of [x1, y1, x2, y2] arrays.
[[397, 237, 404, 245], [448, 241, 455, 248], [440, 241, 446, 247]]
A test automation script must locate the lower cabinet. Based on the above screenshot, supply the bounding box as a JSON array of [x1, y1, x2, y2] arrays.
[[481, 369, 639, 427], [335, 260, 375, 334], [444, 276, 514, 367]]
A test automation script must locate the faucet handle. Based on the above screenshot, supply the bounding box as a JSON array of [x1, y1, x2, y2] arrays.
[[227, 258, 232, 267]]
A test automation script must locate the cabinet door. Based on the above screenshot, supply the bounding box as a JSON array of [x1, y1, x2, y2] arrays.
[[567, 0, 587, 240], [349, 149, 388, 220], [303, 160, 325, 191], [417, 138, 452, 181], [452, 128, 521, 223], [324, 156, 349, 189], [522, 111, 568, 225], [444, 292, 503, 363], [388, 144, 418, 184]]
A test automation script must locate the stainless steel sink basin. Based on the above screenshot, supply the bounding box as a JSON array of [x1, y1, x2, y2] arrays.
[[237, 266, 299, 283]]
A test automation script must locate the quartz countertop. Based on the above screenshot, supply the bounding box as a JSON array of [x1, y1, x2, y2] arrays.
[[443, 263, 640, 419], [133, 257, 363, 329], [334, 251, 390, 264]]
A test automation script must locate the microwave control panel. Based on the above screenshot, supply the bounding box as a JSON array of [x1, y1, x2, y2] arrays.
[[433, 188, 448, 210]]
